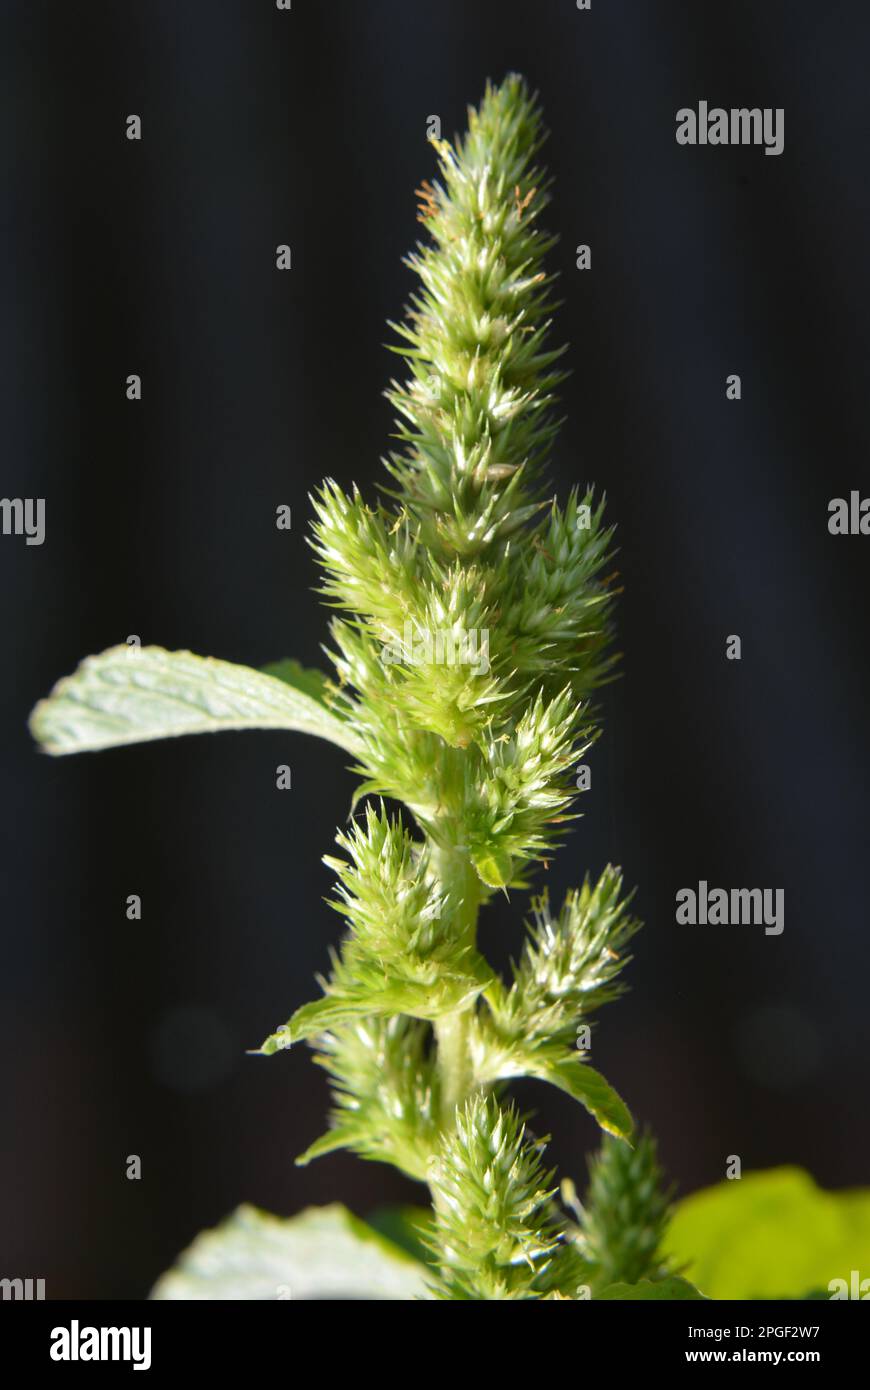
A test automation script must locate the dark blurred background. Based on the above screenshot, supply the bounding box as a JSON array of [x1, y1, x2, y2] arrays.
[[2, 0, 869, 1298]]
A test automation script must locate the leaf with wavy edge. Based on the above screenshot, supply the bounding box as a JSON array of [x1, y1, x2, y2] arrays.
[[29, 645, 362, 757], [150, 1203, 428, 1300]]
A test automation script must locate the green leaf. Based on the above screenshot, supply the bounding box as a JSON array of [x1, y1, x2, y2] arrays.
[[258, 958, 493, 1050], [526, 1053, 633, 1142], [366, 1206, 434, 1266], [150, 1203, 429, 1301], [472, 848, 514, 890], [664, 1167, 870, 1300], [260, 657, 335, 703], [295, 1126, 362, 1167], [479, 1036, 633, 1142], [29, 646, 362, 757], [596, 1277, 707, 1301]]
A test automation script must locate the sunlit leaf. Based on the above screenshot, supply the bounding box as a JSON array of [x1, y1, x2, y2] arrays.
[[30, 646, 362, 756], [664, 1167, 870, 1300], [151, 1203, 428, 1301]]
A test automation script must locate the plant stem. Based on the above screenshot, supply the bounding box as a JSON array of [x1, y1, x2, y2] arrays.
[[429, 838, 481, 1127], [434, 1007, 475, 1123]]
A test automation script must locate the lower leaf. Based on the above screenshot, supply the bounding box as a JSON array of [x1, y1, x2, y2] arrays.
[[150, 1203, 429, 1301], [596, 1277, 707, 1301], [478, 1034, 633, 1142]]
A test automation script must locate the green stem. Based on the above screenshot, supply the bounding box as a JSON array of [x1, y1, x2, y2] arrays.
[[429, 837, 481, 1128], [434, 1008, 475, 1122]]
